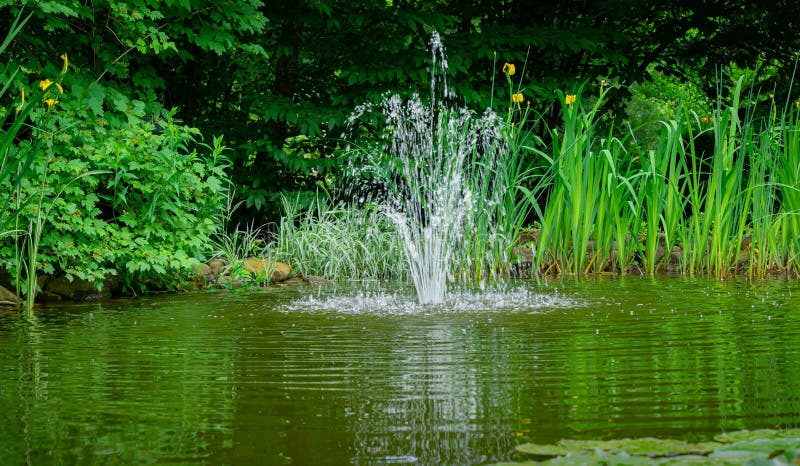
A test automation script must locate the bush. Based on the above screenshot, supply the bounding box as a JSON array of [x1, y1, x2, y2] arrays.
[[0, 75, 229, 293]]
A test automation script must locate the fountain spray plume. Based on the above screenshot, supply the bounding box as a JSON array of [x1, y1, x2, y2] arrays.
[[346, 32, 510, 305]]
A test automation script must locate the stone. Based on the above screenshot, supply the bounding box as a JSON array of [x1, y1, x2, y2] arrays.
[[303, 275, 332, 285], [271, 262, 292, 282], [103, 277, 123, 297], [243, 257, 270, 280], [194, 262, 213, 277], [517, 229, 540, 245], [0, 285, 17, 306], [216, 275, 247, 289], [35, 291, 63, 303], [45, 277, 110, 301], [512, 245, 535, 263], [207, 259, 226, 275], [242, 258, 292, 283], [0, 268, 13, 291]]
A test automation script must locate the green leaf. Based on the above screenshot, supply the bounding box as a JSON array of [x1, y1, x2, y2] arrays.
[[39, 1, 79, 17], [87, 82, 106, 116]]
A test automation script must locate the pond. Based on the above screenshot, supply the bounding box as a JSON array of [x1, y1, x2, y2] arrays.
[[1, 276, 799, 464]]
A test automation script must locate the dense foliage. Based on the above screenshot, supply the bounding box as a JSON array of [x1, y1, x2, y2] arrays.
[[4, 0, 800, 218], [2, 0, 800, 300]]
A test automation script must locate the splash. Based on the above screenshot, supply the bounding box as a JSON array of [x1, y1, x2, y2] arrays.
[[286, 284, 582, 315], [347, 32, 509, 305]]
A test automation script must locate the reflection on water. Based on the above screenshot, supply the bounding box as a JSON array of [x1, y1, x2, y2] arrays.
[[0, 277, 799, 464]]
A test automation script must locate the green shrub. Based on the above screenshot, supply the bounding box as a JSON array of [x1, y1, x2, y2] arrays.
[[0, 75, 229, 293]]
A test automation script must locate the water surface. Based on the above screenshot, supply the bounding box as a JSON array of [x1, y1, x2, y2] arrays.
[[1, 276, 798, 464]]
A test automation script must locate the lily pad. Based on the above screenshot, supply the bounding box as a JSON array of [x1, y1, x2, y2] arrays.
[[713, 437, 800, 454], [714, 429, 800, 444], [556, 438, 721, 457], [539, 452, 653, 465], [515, 443, 571, 457], [656, 451, 762, 465]]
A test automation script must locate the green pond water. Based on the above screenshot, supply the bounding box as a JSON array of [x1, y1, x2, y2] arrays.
[[1, 276, 799, 465]]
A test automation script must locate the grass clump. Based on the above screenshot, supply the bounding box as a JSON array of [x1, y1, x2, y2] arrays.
[[270, 194, 408, 281]]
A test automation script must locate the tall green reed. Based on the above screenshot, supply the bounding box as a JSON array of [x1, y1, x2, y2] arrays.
[[592, 132, 640, 273], [746, 112, 781, 275], [773, 97, 800, 271], [534, 84, 622, 275], [680, 77, 750, 276], [638, 118, 686, 274]]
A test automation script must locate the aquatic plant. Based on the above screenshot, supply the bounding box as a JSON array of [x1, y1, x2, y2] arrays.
[[511, 429, 800, 465], [208, 187, 269, 266], [272, 193, 408, 281], [532, 84, 631, 275], [527, 73, 800, 278]]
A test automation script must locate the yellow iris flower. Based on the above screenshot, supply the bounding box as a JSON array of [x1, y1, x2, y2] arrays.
[[502, 63, 516, 76], [512, 92, 524, 104], [565, 94, 577, 105]]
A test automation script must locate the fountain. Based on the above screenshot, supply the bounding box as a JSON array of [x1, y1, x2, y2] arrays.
[[347, 32, 510, 305]]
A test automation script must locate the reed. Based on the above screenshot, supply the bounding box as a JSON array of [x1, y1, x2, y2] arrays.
[[638, 117, 686, 274], [773, 96, 800, 272], [534, 85, 621, 275], [527, 75, 800, 278]]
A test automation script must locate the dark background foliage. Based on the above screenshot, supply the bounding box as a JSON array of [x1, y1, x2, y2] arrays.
[[3, 0, 799, 224]]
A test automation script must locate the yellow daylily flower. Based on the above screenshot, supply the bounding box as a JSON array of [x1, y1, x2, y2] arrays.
[[60, 53, 69, 74], [502, 63, 516, 76], [40, 79, 53, 90], [512, 92, 524, 104], [565, 94, 577, 106], [44, 98, 59, 109]]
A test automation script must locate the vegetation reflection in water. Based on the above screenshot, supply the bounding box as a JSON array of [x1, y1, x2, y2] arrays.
[[0, 276, 799, 464]]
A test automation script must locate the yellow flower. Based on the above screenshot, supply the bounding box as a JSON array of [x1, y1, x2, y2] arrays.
[[40, 79, 53, 90], [502, 63, 516, 76], [60, 53, 69, 74], [56, 83, 64, 94], [600, 79, 606, 87], [512, 92, 524, 104], [44, 98, 59, 109], [565, 94, 577, 106]]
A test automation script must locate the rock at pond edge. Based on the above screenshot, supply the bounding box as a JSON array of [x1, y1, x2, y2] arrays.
[[242, 258, 292, 283], [45, 277, 110, 301], [0, 285, 17, 306]]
